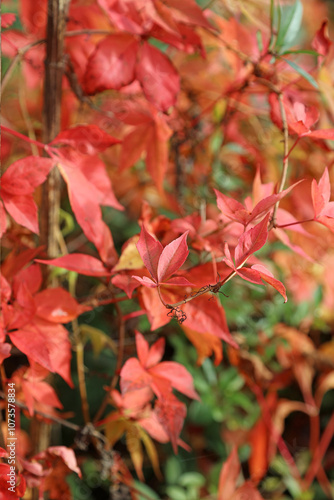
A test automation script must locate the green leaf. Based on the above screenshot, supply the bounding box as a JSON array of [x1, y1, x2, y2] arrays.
[[281, 49, 318, 56], [165, 456, 183, 484], [256, 30, 264, 53], [59, 208, 75, 237], [281, 57, 319, 88], [178, 472, 206, 488], [165, 486, 188, 500], [275, 0, 303, 53], [132, 480, 161, 500]]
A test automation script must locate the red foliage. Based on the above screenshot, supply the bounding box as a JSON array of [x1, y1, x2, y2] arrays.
[[1, 0, 334, 497]]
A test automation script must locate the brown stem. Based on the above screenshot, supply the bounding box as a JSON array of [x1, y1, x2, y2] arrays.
[[40, 0, 70, 263], [161, 270, 236, 310], [81, 292, 136, 309], [0, 390, 80, 432]]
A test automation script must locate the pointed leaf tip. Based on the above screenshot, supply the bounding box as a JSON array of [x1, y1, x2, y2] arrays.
[[157, 231, 190, 284]]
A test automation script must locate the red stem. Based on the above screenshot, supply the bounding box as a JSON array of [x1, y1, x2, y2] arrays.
[[1, 125, 48, 150], [305, 412, 334, 488], [252, 384, 303, 484], [275, 218, 314, 229], [285, 137, 300, 159]]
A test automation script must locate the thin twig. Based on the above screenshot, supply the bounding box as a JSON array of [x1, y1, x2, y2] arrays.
[[162, 270, 236, 310], [18, 66, 39, 156], [65, 29, 112, 37], [81, 293, 135, 308], [275, 219, 314, 229], [269, 92, 289, 229], [0, 390, 80, 432], [1, 39, 45, 93], [1, 125, 47, 150]]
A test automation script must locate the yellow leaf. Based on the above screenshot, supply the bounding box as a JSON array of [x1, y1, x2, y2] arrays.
[[106, 417, 127, 446], [113, 236, 143, 271], [138, 427, 162, 480], [80, 324, 117, 356], [126, 426, 144, 481]]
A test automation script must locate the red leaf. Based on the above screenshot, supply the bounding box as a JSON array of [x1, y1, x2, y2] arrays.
[[83, 34, 138, 95], [150, 362, 199, 400], [120, 331, 198, 402], [1, 192, 39, 234], [12, 264, 42, 297], [145, 113, 172, 190], [307, 129, 334, 140], [34, 288, 89, 323], [10, 327, 53, 372], [184, 296, 238, 347], [120, 358, 153, 394], [36, 447, 81, 477], [45, 322, 73, 387], [36, 254, 111, 276], [1, 157, 54, 195], [136, 42, 180, 111], [22, 379, 63, 415], [57, 155, 118, 266], [214, 189, 248, 224], [218, 446, 240, 499], [0, 343, 11, 364], [312, 20, 332, 63], [145, 337, 165, 368], [51, 125, 121, 154], [165, 0, 212, 29], [1, 246, 43, 281], [215, 183, 300, 227], [157, 231, 189, 283], [135, 331, 151, 366], [111, 274, 140, 298], [311, 167, 333, 218], [269, 93, 319, 135], [249, 183, 301, 223], [97, 0, 144, 35], [155, 393, 186, 453], [238, 265, 287, 302], [10, 320, 73, 387], [139, 287, 174, 330], [0, 200, 7, 237], [136, 225, 163, 282], [163, 276, 194, 286], [132, 275, 158, 288], [234, 214, 270, 268], [1, 13, 16, 28], [119, 124, 151, 171]]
